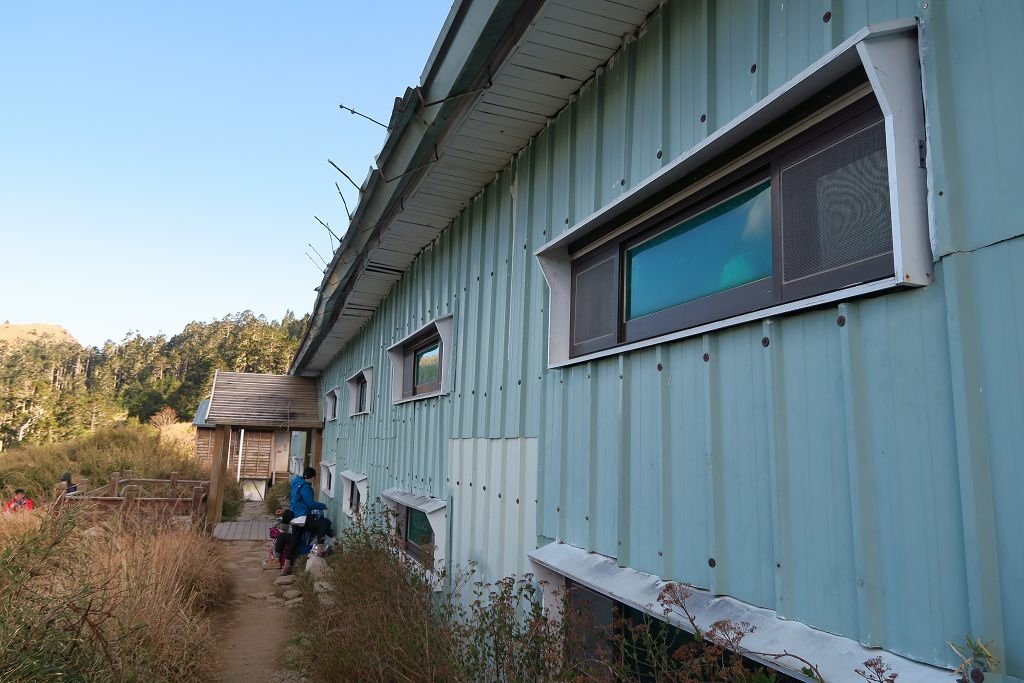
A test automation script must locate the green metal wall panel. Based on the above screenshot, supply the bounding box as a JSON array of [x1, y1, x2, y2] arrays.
[[318, 0, 1024, 674]]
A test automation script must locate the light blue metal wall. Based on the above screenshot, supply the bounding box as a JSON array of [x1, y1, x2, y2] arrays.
[[319, 0, 1024, 674]]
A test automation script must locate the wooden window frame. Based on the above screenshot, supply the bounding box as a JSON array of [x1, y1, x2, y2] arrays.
[[570, 96, 892, 356]]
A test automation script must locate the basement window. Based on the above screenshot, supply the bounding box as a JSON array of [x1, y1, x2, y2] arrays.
[[386, 315, 454, 404], [380, 488, 447, 577], [536, 24, 929, 366], [346, 367, 374, 417], [339, 470, 368, 518]]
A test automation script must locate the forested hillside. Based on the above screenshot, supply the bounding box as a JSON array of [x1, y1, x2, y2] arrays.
[[0, 311, 307, 450]]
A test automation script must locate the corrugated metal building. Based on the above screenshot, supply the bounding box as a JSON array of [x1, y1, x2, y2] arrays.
[[291, 1, 1024, 680]]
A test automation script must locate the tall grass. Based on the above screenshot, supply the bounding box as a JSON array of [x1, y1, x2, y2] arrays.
[[0, 421, 204, 503], [300, 507, 576, 682], [298, 506, 804, 683], [0, 504, 230, 682]]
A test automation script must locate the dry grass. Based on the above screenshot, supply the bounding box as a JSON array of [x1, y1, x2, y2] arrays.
[[0, 504, 230, 682], [0, 508, 43, 544], [299, 508, 576, 683], [0, 421, 205, 504], [157, 421, 196, 459]]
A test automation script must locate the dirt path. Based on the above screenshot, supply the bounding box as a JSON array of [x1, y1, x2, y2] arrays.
[[213, 501, 306, 683]]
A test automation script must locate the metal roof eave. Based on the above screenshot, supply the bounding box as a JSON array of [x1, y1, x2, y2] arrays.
[[290, 0, 543, 377]]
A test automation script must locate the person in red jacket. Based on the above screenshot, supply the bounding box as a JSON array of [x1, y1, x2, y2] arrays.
[[3, 489, 34, 512]]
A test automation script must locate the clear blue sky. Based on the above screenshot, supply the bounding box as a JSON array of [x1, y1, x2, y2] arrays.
[[0, 1, 451, 347]]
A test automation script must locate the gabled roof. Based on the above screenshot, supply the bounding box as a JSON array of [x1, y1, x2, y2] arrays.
[[206, 371, 322, 429], [291, 0, 659, 376]]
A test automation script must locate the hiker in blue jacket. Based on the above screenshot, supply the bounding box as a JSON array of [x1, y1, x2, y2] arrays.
[[290, 467, 333, 542]]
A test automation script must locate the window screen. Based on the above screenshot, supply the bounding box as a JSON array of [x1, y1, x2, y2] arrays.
[[781, 120, 892, 285], [571, 249, 618, 355]]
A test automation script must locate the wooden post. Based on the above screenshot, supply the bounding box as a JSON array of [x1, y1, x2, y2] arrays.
[[109, 471, 120, 497], [123, 469, 134, 484], [124, 485, 138, 507], [169, 471, 179, 498], [192, 486, 205, 521], [310, 429, 323, 500], [302, 429, 312, 469], [207, 424, 230, 524]]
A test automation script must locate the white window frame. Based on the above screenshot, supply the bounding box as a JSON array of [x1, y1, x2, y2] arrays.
[[324, 387, 341, 421], [339, 470, 368, 518], [535, 21, 930, 368], [386, 315, 455, 405], [320, 462, 336, 498], [380, 488, 447, 581], [346, 367, 374, 417]]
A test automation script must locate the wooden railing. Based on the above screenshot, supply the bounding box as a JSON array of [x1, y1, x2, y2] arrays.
[[66, 470, 210, 521]]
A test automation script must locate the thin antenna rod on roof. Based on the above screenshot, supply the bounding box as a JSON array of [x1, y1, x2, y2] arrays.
[[315, 216, 340, 245], [328, 159, 361, 192], [338, 103, 388, 129], [334, 182, 353, 220], [379, 144, 440, 183], [305, 252, 326, 273], [308, 243, 330, 269], [415, 67, 493, 108]]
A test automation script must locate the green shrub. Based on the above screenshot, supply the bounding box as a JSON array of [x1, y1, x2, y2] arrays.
[[221, 478, 244, 521], [296, 505, 814, 683], [299, 505, 576, 683], [264, 479, 291, 515]]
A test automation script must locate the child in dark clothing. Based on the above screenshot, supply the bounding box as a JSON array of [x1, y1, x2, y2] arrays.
[[270, 509, 298, 575]]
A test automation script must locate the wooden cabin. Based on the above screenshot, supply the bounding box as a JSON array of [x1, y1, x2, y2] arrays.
[[202, 371, 322, 501]]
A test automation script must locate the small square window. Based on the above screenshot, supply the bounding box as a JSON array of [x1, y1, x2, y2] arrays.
[[403, 506, 435, 566], [386, 316, 454, 404], [340, 470, 368, 519], [320, 462, 336, 498], [357, 377, 368, 413], [410, 336, 441, 396], [324, 388, 340, 421], [346, 368, 374, 417], [380, 488, 446, 577]]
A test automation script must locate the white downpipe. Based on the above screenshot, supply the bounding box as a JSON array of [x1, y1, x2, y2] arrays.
[[236, 428, 245, 482]]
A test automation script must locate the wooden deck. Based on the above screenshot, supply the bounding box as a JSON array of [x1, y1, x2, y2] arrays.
[[213, 519, 274, 541]]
